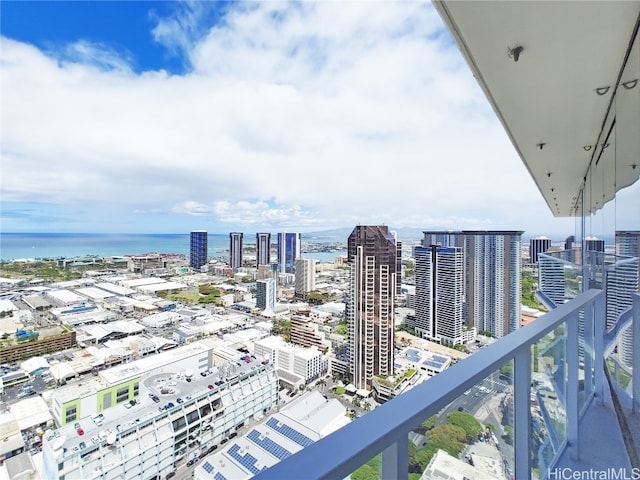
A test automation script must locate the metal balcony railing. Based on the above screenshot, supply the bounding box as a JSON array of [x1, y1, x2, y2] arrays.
[[255, 289, 613, 480]]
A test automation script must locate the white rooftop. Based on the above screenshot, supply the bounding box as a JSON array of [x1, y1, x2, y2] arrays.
[[10, 396, 53, 431], [75, 286, 115, 300]]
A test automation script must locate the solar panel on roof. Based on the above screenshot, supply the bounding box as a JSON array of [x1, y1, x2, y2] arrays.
[[422, 359, 443, 369], [227, 444, 264, 475], [203, 462, 215, 474], [214, 473, 226, 480], [247, 429, 292, 460], [266, 418, 314, 447]]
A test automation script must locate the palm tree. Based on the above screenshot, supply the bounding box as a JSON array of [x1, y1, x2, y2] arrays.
[[316, 378, 327, 393]]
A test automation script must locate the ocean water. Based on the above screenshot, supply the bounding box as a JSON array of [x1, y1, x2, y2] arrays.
[[0, 233, 346, 263]]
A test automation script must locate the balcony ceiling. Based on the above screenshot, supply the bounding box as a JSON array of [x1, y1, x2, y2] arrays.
[[435, 1, 640, 217]]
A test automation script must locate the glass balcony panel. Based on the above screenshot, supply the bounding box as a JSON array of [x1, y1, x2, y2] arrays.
[[606, 352, 633, 405], [538, 252, 582, 306], [407, 365, 514, 480], [349, 453, 381, 480], [531, 322, 567, 475], [579, 305, 595, 413]]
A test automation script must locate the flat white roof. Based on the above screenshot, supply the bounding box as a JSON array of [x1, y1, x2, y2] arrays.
[[95, 282, 136, 295], [0, 300, 18, 313], [196, 391, 345, 480], [120, 277, 167, 288], [100, 341, 210, 385], [137, 281, 187, 293], [46, 289, 86, 303], [10, 396, 53, 430], [75, 286, 115, 300]]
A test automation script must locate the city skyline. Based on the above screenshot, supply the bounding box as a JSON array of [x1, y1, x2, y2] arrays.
[[4, 2, 636, 237]]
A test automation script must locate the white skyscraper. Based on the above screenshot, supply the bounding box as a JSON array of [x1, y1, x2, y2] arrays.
[[422, 230, 523, 338], [611, 231, 640, 368], [415, 245, 465, 345], [256, 278, 276, 311], [294, 257, 316, 297]]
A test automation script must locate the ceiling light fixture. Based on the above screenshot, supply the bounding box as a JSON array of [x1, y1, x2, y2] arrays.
[[583, 145, 592, 151], [601, 143, 610, 149], [537, 142, 546, 150], [508, 45, 524, 62], [622, 79, 638, 89], [595, 86, 610, 95]]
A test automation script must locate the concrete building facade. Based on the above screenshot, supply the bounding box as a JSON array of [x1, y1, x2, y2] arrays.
[[294, 258, 316, 298], [346, 226, 399, 390], [414, 245, 466, 345]]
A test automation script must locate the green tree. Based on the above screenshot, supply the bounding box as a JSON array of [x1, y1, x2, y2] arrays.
[[308, 290, 330, 305], [421, 414, 439, 431], [427, 424, 466, 456], [351, 464, 378, 480], [272, 319, 291, 341], [445, 412, 483, 442], [503, 425, 514, 445], [335, 321, 348, 337], [351, 455, 381, 480]]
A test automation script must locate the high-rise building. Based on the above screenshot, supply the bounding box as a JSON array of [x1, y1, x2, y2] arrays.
[[256, 278, 276, 310], [190, 230, 208, 270], [422, 231, 461, 249], [464, 231, 523, 338], [585, 236, 605, 252], [414, 245, 465, 345], [538, 253, 567, 307], [611, 231, 640, 367], [346, 226, 399, 390], [256, 233, 271, 266], [529, 236, 552, 264], [229, 232, 243, 269], [277, 232, 301, 274], [422, 230, 523, 338], [294, 258, 316, 297], [565, 235, 576, 264]]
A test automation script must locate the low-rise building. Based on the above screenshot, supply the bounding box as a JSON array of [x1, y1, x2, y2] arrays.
[[42, 353, 278, 480], [254, 336, 328, 389], [193, 391, 349, 480]]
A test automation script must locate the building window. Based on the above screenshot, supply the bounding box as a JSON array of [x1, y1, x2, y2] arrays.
[[65, 405, 77, 423], [116, 387, 129, 404], [186, 410, 200, 424], [133, 382, 139, 396]]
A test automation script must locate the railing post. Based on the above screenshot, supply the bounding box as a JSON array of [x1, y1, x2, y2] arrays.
[[583, 299, 594, 406], [594, 291, 606, 404], [633, 293, 640, 414], [567, 309, 579, 460], [514, 346, 531, 480], [381, 436, 408, 480]]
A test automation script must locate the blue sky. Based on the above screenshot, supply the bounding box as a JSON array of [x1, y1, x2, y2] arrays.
[[1, 1, 636, 238]]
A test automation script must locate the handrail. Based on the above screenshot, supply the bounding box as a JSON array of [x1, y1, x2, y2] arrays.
[[536, 289, 558, 310], [254, 289, 604, 480], [604, 306, 633, 357]]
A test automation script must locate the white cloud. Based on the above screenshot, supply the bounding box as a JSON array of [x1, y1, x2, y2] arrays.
[[0, 1, 569, 234]]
